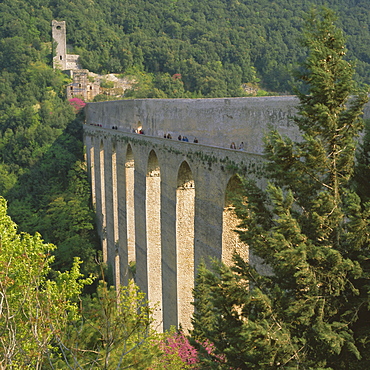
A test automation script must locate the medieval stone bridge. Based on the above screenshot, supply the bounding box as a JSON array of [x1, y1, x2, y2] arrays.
[[83, 96, 370, 332]]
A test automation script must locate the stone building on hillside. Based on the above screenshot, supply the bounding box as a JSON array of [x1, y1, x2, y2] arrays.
[[65, 69, 100, 100], [52, 20, 100, 100]]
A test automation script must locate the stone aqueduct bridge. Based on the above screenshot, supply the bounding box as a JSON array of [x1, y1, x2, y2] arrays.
[[83, 96, 370, 332]]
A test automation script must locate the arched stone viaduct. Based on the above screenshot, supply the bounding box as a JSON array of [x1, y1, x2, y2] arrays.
[[83, 96, 370, 332]]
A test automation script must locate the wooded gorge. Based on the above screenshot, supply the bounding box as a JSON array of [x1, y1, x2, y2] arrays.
[[2, 1, 370, 368], [2, 0, 369, 252], [0, 0, 369, 294]]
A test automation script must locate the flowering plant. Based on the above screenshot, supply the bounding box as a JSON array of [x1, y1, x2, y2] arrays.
[[68, 97, 86, 112]]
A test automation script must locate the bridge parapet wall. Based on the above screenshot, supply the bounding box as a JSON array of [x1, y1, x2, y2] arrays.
[[86, 96, 370, 154], [85, 96, 306, 154]]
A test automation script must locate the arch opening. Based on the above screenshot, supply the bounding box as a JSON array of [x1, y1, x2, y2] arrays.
[[222, 175, 248, 265], [176, 161, 195, 331], [100, 139, 107, 262], [146, 150, 162, 330], [125, 145, 135, 279], [112, 143, 120, 286]]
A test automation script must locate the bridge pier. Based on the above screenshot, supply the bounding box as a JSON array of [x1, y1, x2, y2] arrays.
[[160, 161, 178, 330], [103, 140, 116, 281]]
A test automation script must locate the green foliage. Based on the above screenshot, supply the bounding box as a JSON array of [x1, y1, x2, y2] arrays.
[[52, 0, 370, 95], [0, 5, 101, 278], [354, 119, 370, 202], [48, 280, 162, 369], [0, 199, 190, 369], [191, 261, 217, 343], [0, 196, 92, 369], [100, 79, 115, 89], [191, 8, 370, 369], [1, 0, 369, 97], [5, 115, 100, 278]]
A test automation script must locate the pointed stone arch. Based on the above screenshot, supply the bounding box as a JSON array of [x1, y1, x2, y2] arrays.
[[222, 174, 248, 265], [125, 144, 136, 278], [176, 161, 195, 330], [146, 150, 162, 330]]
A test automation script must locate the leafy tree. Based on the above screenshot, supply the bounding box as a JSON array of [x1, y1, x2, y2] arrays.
[[0, 196, 92, 369], [191, 8, 370, 369], [157, 329, 199, 369], [0, 197, 195, 369], [49, 280, 162, 369]]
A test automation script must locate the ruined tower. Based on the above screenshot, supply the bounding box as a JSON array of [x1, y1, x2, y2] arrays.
[[52, 20, 67, 70]]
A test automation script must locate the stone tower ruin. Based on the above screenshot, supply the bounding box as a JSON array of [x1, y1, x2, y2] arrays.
[[52, 20, 100, 100], [52, 20, 67, 70]]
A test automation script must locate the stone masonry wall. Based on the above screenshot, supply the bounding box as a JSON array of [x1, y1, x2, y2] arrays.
[[86, 96, 370, 154]]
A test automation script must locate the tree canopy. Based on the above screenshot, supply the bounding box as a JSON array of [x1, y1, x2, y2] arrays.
[[0, 196, 92, 368], [1, 0, 370, 98]]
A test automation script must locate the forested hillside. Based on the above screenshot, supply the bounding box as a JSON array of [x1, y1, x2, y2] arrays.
[[48, 0, 370, 95], [1, 0, 370, 97]]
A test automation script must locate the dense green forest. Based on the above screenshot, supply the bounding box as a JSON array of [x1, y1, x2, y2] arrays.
[[49, 0, 370, 95], [0, 0, 369, 289], [1, 0, 370, 98]]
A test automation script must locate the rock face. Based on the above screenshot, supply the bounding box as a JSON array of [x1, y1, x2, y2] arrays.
[[83, 96, 370, 332]]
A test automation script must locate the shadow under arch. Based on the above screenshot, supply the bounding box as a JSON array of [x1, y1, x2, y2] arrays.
[[176, 161, 195, 331], [146, 149, 163, 331], [111, 141, 120, 287], [99, 138, 107, 262], [125, 144, 136, 280], [88, 139, 96, 208], [222, 174, 248, 265]]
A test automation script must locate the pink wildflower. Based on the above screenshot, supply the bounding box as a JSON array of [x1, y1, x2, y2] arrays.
[[165, 332, 198, 365], [68, 97, 86, 112]]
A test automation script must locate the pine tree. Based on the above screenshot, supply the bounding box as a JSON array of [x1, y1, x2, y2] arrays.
[[191, 8, 370, 369], [354, 119, 370, 203], [191, 261, 217, 342]]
